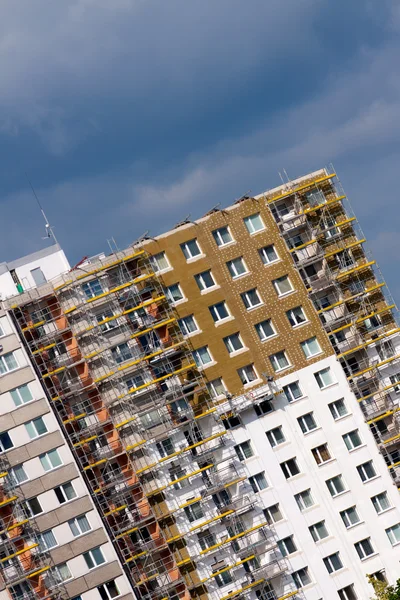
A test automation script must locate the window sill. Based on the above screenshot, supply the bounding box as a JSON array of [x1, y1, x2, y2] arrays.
[[287, 395, 307, 404], [228, 347, 249, 358], [259, 334, 279, 343], [300, 503, 319, 514], [245, 303, 264, 312], [305, 351, 324, 360], [345, 520, 365, 530], [186, 254, 206, 264], [215, 315, 235, 327], [362, 475, 381, 484], [348, 443, 367, 453], [231, 272, 250, 281], [331, 489, 350, 499], [332, 413, 352, 422], [273, 365, 292, 374], [291, 320, 309, 329], [248, 228, 266, 236], [243, 378, 263, 389], [218, 241, 236, 249], [200, 285, 220, 295], [376, 506, 395, 516], [185, 330, 202, 338], [277, 290, 296, 299], [318, 381, 338, 391], [262, 259, 281, 267], [172, 298, 188, 306], [198, 361, 217, 371], [360, 552, 379, 562], [317, 458, 336, 467], [156, 267, 173, 275], [303, 426, 321, 436]]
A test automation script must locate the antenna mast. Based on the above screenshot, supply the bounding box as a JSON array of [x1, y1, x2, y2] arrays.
[[25, 173, 58, 245]]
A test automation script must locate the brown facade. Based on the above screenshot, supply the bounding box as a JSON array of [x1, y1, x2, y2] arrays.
[[142, 196, 334, 396]]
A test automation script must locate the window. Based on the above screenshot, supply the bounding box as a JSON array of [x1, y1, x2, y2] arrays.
[[273, 275, 293, 297], [207, 378, 226, 398], [283, 381, 303, 402], [82, 279, 103, 299], [281, 458, 300, 479], [264, 503, 283, 524], [254, 398, 274, 416], [198, 530, 216, 551], [241, 288, 262, 309], [329, 399, 348, 420], [170, 467, 189, 490], [0, 320, 4, 337], [354, 538, 375, 560], [248, 472, 268, 493], [390, 373, 400, 393], [38, 529, 58, 551], [53, 563, 72, 583], [343, 430, 362, 451], [223, 333, 244, 354], [31, 267, 47, 286], [255, 319, 276, 341], [357, 461, 376, 482], [39, 449, 62, 472], [181, 239, 202, 260], [9, 464, 28, 484], [269, 351, 290, 372], [54, 482, 77, 504], [291, 567, 311, 588], [23, 497, 43, 517], [178, 315, 198, 336], [0, 352, 19, 375], [25, 417, 48, 440], [69, 515, 91, 537], [364, 315, 381, 331], [312, 444, 332, 465], [323, 552, 343, 574], [386, 523, 400, 546], [338, 585, 358, 600], [340, 507, 360, 528], [377, 340, 395, 361], [183, 501, 204, 523], [266, 426, 285, 448], [244, 213, 265, 234], [156, 438, 174, 457], [298, 413, 317, 434], [215, 571, 233, 588], [209, 301, 230, 322], [237, 364, 258, 385], [227, 257, 247, 278], [10, 384, 33, 407], [83, 547, 106, 569], [315, 367, 335, 389], [234, 440, 253, 461], [195, 270, 216, 291], [326, 475, 346, 497], [151, 252, 170, 272], [371, 492, 391, 514], [259, 245, 278, 265], [213, 226, 233, 247], [222, 414, 241, 430], [98, 581, 120, 600], [0, 431, 13, 452], [295, 489, 315, 511], [278, 535, 297, 557], [301, 337, 322, 358], [111, 342, 134, 365], [287, 306, 307, 327], [166, 283, 184, 303], [309, 521, 328, 542], [192, 346, 213, 367]]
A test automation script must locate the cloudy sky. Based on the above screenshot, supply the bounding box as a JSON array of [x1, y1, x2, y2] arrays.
[[1, 0, 400, 300]]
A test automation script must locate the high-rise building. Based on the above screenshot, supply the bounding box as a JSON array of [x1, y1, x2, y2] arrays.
[[0, 167, 399, 600]]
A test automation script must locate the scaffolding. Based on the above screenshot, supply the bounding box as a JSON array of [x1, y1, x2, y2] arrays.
[[0, 452, 63, 600], [263, 167, 400, 486], [6, 249, 300, 600]]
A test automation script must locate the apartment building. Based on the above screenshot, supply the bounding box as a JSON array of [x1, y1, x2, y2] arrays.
[[0, 247, 134, 600], [139, 168, 400, 599]]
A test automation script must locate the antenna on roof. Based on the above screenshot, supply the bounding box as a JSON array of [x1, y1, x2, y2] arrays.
[[25, 173, 58, 245]]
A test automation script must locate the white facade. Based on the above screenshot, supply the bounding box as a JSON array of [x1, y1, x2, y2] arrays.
[[226, 354, 400, 599], [0, 244, 70, 299]]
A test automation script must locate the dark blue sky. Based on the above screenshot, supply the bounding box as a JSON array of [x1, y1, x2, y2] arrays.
[[1, 0, 400, 299]]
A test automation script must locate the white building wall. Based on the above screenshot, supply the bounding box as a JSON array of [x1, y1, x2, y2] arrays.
[[229, 354, 400, 599]]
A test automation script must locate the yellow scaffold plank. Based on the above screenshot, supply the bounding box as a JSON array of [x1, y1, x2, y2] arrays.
[[7, 519, 29, 531], [128, 362, 196, 394], [388, 460, 400, 469], [32, 342, 56, 356], [115, 416, 137, 430], [194, 407, 217, 419], [103, 504, 128, 517], [64, 306, 76, 315], [201, 555, 255, 583], [330, 302, 394, 334], [115, 526, 139, 540], [337, 327, 400, 359], [366, 406, 400, 424], [73, 435, 98, 448], [266, 173, 336, 204], [42, 365, 66, 379], [336, 260, 375, 280], [83, 458, 107, 470], [189, 510, 235, 533], [278, 592, 299, 600], [347, 352, 400, 380], [125, 550, 147, 563], [288, 238, 317, 253], [225, 476, 247, 488], [125, 440, 146, 451], [21, 319, 46, 333], [303, 194, 345, 215], [63, 412, 86, 424], [317, 282, 385, 314], [0, 471, 8, 478], [0, 496, 18, 507], [168, 464, 213, 488], [383, 432, 400, 445], [179, 496, 202, 510], [324, 238, 366, 259], [27, 566, 51, 579], [220, 579, 265, 600], [200, 522, 267, 555], [1, 543, 38, 562], [176, 558, 192, 567]]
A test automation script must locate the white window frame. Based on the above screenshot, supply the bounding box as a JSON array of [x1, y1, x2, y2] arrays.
[[328, 398, 348, 420], [386, 523, 400, 546], [25, 416, 48, 440], [338, 585, 358, 600], [283, 381, 303, 403], [97, 581, 121, 600], [0, 431, 13, 452], [0, 351, 19, 375], [298, 413, 317, 434], [343, 430, 363, 451], [371, 492, 392, 514], [287, 305, 308, 329], [237, 364, 258, 385], [195, 270, 216, 291], [291, 567, 311, 589], [255, 319, 276, 341], [259, 245, 279, 265], [151, 252, 170, 273], [244, 213, 265, 234], [209, 301, 230, 323], [68, 514, 92, 537], [181, 239, 202, 260], [212, 226, 233, 247], [295, 489, 314, 511], [354, 538, 375, 560], [326, 475, 346, 497], [223, 332, 244, 354], [83, 546, 107, 569], [183, 501, 204, 523], [273, 275, 293, 297], [264, 503, 283, 524], [389, 373, 400, 393], [248, 472, 268, 493], [278, 535, 297, 557], [241, 288, 262, 310], [192, 346, 213, 368], [266, 426, 285, 448], [234, 440, 253, 461], [314, 367, 335, 389], [10, 384, 34, 407], [357, 461, 377, 483], [54, 481, 77, 504], [9, 464, 29, 485], [323, 552, 343, 574], [178, 315, 199, 336], [39, 449, 63, 472], [227, 257, 248, 279], [309, 521, 329, 542], [38, 529, 58, 551], [166, 283, 185, 304], [312, 444, 332, 465], [269, 350, 290, 373], [340, 506, 361, 529], [281, 458, 300, 479], [207, 378, 226, 398], [53, 562, 72, 583], [24, 496, 43, 517], [301, 336, 322, 359]]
